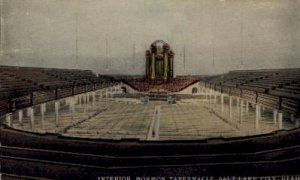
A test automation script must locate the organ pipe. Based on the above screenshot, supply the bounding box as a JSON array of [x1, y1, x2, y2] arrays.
[[164, 53, 168, 80], [151, 53, 155, 80]]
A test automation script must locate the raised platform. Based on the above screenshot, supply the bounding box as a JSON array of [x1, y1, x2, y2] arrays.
[[122, 77, 199, 92]]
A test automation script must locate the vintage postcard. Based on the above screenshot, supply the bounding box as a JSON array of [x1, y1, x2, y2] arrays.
[[0, 0, 300, 179]]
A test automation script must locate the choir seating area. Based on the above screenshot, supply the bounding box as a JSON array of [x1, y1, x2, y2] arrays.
[[123, 77, 198, 92]]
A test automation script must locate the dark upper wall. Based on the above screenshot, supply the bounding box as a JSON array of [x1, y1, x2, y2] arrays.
[[1, 0, 300, 75]]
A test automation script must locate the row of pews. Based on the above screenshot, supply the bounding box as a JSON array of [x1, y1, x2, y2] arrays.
[[205, 68, 300, 116], [0, 66, 116, 117]]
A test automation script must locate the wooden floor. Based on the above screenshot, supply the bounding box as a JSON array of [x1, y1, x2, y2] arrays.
[[66, 100, 154, 139], [159, 104, 241, 140], [7, 97, 297, 141]]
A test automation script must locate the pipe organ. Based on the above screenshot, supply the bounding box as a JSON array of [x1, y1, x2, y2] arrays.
[[145, 40, 174, 80]]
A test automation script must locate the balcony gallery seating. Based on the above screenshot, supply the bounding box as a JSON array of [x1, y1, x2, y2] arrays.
[[205, 68, 300, 116], [0, 65, 108, 116]]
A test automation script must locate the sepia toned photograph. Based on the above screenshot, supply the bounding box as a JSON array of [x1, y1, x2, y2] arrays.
[[0, 0, 300, 179]]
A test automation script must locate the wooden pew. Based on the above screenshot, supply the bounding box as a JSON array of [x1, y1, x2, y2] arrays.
[[281, 98, 300, 116], [257, 93, 280, 110]]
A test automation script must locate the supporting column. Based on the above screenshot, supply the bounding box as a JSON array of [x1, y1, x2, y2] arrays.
[[106, 89, 108, 98], [28, 107, 34, 130], [221, 93, 224, 113], [255, 104, 260, 130], [71, 97, 75, 120], [40, 104, 45, 128], [239, 99, 243, 123], [278, 112, 283, 130], [18, 110, 23, 126], [55, 101, 59, 127], [273, 110, 278, 125], [236, 98, 240, 110], [229, 96, 232, 120], [6, 113, 12, 127], [92, 92, 96, 105], [245, 101, 249, 114]]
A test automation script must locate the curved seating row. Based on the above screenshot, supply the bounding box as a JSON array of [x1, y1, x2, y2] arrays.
[[0, 66, 116, 116], [205, 69, 300, 116]]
